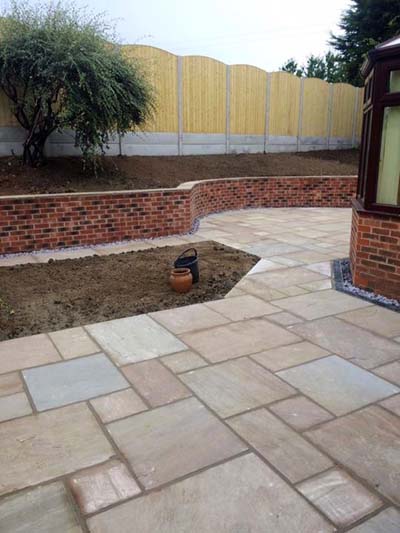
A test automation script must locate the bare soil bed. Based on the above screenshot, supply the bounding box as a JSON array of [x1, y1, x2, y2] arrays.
[[0, 149, 359, 196], [0, 242, 258, 340]]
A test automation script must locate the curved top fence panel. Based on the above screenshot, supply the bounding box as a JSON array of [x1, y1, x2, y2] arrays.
[[124, 45, 178, 133], [182, 55, 227, 134], [229, 65, 267, 136]]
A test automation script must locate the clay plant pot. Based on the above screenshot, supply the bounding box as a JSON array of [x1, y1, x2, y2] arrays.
[[170, 267, 193, 293]]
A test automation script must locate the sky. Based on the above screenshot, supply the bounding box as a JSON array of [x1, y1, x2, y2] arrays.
[[82, 0, 351, 71]]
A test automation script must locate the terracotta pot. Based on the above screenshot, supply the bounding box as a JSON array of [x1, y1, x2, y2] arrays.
[[170, 267, 193, 293]]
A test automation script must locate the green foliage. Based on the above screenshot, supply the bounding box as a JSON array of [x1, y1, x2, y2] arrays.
[[280, 58, 303, 77], [280, 52, 347, 83], [0, 1, 155, 166], [330, 0, 400, 86]]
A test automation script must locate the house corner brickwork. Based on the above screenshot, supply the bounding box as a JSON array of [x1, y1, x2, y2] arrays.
[[350, 205, 400, 300]]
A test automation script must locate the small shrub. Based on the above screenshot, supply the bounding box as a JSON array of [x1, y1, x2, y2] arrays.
[[0, 1, 155, 166]]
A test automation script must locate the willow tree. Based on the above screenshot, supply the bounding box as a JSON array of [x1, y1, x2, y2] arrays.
[[0, 1, 154, 166]]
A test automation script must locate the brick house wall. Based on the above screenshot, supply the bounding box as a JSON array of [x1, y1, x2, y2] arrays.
[[0, 176, 357, 254], [350, 205, 400, 300]]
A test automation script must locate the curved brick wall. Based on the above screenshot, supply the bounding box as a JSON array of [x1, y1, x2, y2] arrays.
[[350, 204, 400, 300], [0, 176, 357, 254]]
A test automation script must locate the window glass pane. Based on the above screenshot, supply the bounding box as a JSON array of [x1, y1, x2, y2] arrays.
[[389, 70, 400, 92], [377, 106, 400, 205]]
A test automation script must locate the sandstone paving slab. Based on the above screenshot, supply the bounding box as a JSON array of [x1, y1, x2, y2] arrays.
[[122, 359, 191, 407], [267, 311, 304, 326], [275, 289, 371, 320], [149, 303, 229, 334], [245, 266, 326, 289], [0, 333, 60, 374], [180, 318, 300, 363], [0, 482, 82, 533], [373, 361, 400, 386], [0, 254, 37, 267], [49, 326, 100, 359], [245, 258, 285, 275], [269, 255, 304, 267], [0, 372, 23, 397], [279, 250, 333, 265], [106, 397, 247, 489], [0, 392, 32, 422], [228, 409, 332, 483], [86, 315, 187, 366], [251, 341, 330, 372], [224, 286, 246, 298], [0, 403, 114, 495], [277, 356, 399, 416], [294, 229, 329, 239], [23, 353, 129, 411], [299, 278, 332, 292], [35, 248, 96, 262], [269, 396, 334, 431], [349, 507, 400, 532], [161, 350, 207, 373], [278, 285, 310, 297], [380, 394, 400, 416], [205, 294, 280, 321], [68, 459, 141, 515], [306, 406, 400, 504], [181, 357, 295, 418], [271, 233, 311, 245], [338, 306, 400, 338], [297, 468, 382, 527], [305, 262, 332, 276], [290, 317, 400, 369], [95, 241, 153, 254], [90, 388, 147, 423], [235, 276, 287, 300], [244, 241, 303, 258], [87, 454, 334, 533]]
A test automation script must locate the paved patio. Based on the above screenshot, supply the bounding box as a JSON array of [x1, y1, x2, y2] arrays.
[[0, 207, 399, 532]]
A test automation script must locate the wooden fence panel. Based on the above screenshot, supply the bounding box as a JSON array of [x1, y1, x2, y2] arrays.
[[301, 78, 329, 138], [269, 72, 300, 137], [182, 56, 226, 133], [123, 45, 178, 132], [229, 65, 267, 135], [331, 83, 357, 138]]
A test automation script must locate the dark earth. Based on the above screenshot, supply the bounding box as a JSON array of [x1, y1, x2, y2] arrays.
[[0, 241, 259, 340], [0, 149, 359, 195]]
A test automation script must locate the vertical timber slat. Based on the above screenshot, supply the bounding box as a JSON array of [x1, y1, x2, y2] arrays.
[[327, 83, 334, 149], [226, 65, 231, 154], [351, 88, 360, 147], [264, 72, 272, 153], [177, 56, 183, 155]]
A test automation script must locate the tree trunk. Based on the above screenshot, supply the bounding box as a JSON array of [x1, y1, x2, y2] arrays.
[[22, 130, 49, 167]]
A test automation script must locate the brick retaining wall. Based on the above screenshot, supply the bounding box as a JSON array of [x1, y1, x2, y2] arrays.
[[0, 176, 357, 254], [350, 204, 400, 300]]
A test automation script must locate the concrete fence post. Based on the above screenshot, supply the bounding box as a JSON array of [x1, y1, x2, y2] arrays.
[[264, 72, 272, 153], [226, 65, 231, 154], [351, 88, 360, 148], [297, 77, 305, 152], [177, 56, 183, 156], [327, 83, 334, 149]]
